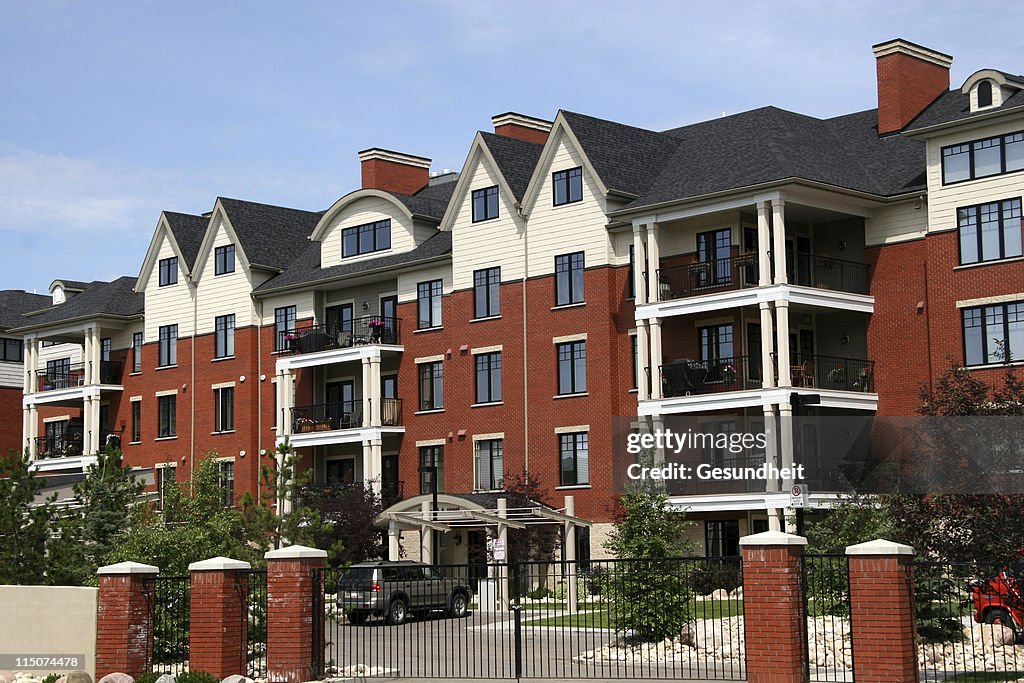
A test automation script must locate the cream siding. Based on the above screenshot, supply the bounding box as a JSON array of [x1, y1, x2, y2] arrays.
[[526, 134, 613, 276], [657, 211, 745, 258], [319, 197, 416, 269], [451, 152, 525, 291], [144, 235, 194, 342], [0, 360, 21, 387], [865, 201, 927, 245], [397, 264, 453, 304], [324, 281, 399, 320], [260, 291, 316, 326], [194, 219, 260, 335]]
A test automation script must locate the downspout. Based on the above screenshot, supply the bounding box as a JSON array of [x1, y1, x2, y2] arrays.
[[254, 295, 263, 505], [190, 277, 197, 493], [519, 202, 530, 478]]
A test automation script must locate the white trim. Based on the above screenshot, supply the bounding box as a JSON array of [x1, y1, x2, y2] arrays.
[[555, 424, 589, 434], [211, 381, 236, 390], [471, 345, 503, 355], [415, 354, 445, 364], [846, 539, 914, 556], [871, 39, 952, 69], [130, 395, 142, 402], [189, 557, 251, 572], [956, 293, 1024, 308], [154, 461, 177, 469], [357, 148, 431, 167], [472, 432, 505, 441], [155, 389, 178, 397], [416, 439, 446, 447], [43, 415, 71, 424], [553, 333, 587, 344], [265, 545, 328, 560]]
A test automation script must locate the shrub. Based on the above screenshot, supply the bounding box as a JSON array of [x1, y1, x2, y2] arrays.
[[177, 672, 219, 683], [524, 587, 551, 600], [135, 674, 159, 683], [687, 559, 742, 595]]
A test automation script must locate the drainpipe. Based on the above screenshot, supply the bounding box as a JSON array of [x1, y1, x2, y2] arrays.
[[254, 295, 263, 505], [518, 202, 530, 479], [189, 277, 197, 492]]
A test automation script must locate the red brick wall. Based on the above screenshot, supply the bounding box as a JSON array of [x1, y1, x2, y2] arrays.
[[360, 158, 428, 195], [95, 572, 155, 679], [0, 386, 24, 455], [190, 568, 248, 678], [875, 49, 949, 135], [848, 553, 919, 683], [740, 542, 808, 683], [494, 123, 550, 145]]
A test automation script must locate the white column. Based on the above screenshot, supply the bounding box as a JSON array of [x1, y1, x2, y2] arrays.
[[361, 357, 372, 428], [82, 397, 93, 455], [84, 328, 95, 385], [760, 303, 776, 389], [779, 401, 795, 534], [27, 405, 38, 458], [632, 225, 648, 305], [369, 352, 382, 427], [22, 407, 32, 457], [27, 339, 39, 394], [772, 199, 788, 285], [757, 200, 771, 287], [763, 405, 779, 493], [649, 318, 663, 400], [636, 322, 650, 401], [362, 439, 382, 495], [277, 370, 294, 436], [646, 222, 661, 304], [388, 521, 401, 561], [420, 500, 433, 566], [497, 497, 509, 610], [776, 301, 792, 387], [564, 495, 578, 616]]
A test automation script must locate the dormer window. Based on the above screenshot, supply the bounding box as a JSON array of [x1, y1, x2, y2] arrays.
[[978, 80, 993, 108], [342, 219, 391, 257]]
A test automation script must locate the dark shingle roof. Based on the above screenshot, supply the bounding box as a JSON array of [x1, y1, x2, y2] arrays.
[[163, 211, 209, 271], [479, 132, 544, 201], [217, 198, 325, 271], [254, 231, 452, 294], [12, 277, 143, 330], [53, 280, 90, 291], [391, 181, 457, 220], [904, 88, 1024, 132], [0, 290, 51, 330]]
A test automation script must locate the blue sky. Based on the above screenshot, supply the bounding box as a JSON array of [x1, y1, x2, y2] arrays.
[[1, 1, 1021, 293]]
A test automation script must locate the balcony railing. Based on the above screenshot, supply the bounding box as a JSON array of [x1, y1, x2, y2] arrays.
[[656, 354, 874, 398], [789, 253, 870, 294], [290, 398, 402, 433], [296, 480, 405, 509], [279, 316, 402, 354], [35, 428, 121, 459], [36, 360, 123, 391], [789, 354, 874, 392]]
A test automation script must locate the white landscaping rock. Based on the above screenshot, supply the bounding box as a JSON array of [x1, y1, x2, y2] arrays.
[[98, 674, 134, 683], [221, 676, 254, 683], [155, 675, 175, 683]]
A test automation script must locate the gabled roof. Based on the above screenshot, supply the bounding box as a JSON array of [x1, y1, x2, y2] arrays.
[[12, 277, 143, 331], [52, 280, 89, 292], [216, 198, 325, 271], [479, 132, 544, 201], [254, 231, 452, 295], [163, 211, 209, 271], [390, 181, 457, 220], [0, 290, 51, 330], [904, 88, 1024, 133]]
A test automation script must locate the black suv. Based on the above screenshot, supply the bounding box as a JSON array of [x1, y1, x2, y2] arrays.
[[336, 560, 472, 625]]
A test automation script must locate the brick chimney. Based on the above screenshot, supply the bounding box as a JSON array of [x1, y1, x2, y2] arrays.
[[358, 148, 431, 195], [491, 112, 552, 145], [872, 39, 952, 135]]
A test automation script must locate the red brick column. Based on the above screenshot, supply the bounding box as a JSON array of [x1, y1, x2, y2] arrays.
[[265, 545, 327, 683], [847, 539, 918, 683], [189, 557, 251, 678], [740, 531, 809, 683], [96, 561, 158, 679]]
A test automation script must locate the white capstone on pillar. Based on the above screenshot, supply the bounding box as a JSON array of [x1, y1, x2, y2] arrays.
[[649, 318, 664, 400], [776, 302, 792, 387], [564, 495, 578, 616], [632, 225, 648, 305], [772, 199, 788, 285], [361, 357, 372, 428], [369, 352, 382, 428], [756, 200, 771, 287], [646, 222, 661, 304], [636, 323, 650, 401], [759, 303, 776, 389]]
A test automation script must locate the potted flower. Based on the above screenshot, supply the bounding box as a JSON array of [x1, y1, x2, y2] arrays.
[[295, 416, 316, 433], [829, 366, 847, 385], [367, 317, 385, 342], [722, 363, 738, 383]]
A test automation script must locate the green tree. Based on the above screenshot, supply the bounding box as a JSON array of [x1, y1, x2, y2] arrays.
[[0, 450, 56, 584]]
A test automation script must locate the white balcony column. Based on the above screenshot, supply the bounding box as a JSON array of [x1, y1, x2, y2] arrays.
[[649, 318, 664, 400], [763, 404, 779, 493], [778, 401, 796, 533], [636, 323, 650, 401], [84, 328, 95, 385], [756, 200, 771, 287], [388, 520, 401, 561], [759, 302, 776, 389], [632, 224, 648, 305], [23, 406, 34, 458], [369, 351, 382, 428], [362, 439, 382, 496], [361, 357, 372, 428], [775, 301, 792, 387], [772, 199, 788, 285], [82, 397, 93, 455], [27, 338, 39, 394], [646, 222, 662, 304], [277, 370, 294, 437]]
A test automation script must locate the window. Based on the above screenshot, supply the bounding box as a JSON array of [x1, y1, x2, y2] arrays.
[[158, 257, 178, 286], [214, 244, 235, 275], [274, 305, 296, 351], [158, 394, 176, 438], [942, 131, 1024, 184], [475, 439, 503, 491], [705, 520, 740, 557], [157, 465, 176, 510], [46, 358, 70, 388], [100, 338, 111, 362], [557, 341, 586, 394], [978, 80, 994, 108], [158, 324, 177, 367], [958, 198, 1023, 264], [131, 401, 141, 443], [472, 185, 499, 222], [963, 302, 1024, 365], [417, 279, 442, 329], [0, 338, 23, 363], [132, 332, 143, 372], [628, 243, 635, 298], [631, 335, 638, 390], [560, 432, 589, 486], [419, 445, 445, 494], [473, 267, 501, 318], [475, 352, 502, 404], [219, 460, 235, 508], [696, 228, 733, 286], [342, 219, 391, 257], [555, 252, 585, 305], [214, 386, 234, 432], [419, 361, 443, 410], [574, 526, 591, 572], [553, 166, 583, 206], [215, 314, 235, 358]]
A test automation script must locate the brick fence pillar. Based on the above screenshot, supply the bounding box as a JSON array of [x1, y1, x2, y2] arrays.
[[265, 545, 327, 683], [846, 539, 918, 683], [189, 556, 251, 678], [740, 530, 809, 683], [96, 561, 159, 679]]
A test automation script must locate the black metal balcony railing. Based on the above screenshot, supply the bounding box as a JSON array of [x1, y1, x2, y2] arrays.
[[279, 316, 402, 354], [660, 355, 764, 397], [790, 354, 874, 392], [657, 255, 759, 300], [35, 428, 121, 459], [790, 253, 870, 294], [296, 480, 405, 509], [290, 398, 402, 433], [36, 360, 123, 391]]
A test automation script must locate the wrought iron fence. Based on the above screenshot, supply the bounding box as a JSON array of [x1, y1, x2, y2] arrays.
[[292, 401, 364, 433], [790, 253, 870, 294], [148, 575, 190, 675], [242, 569, 268, 679], [803, 554, 852, 682]]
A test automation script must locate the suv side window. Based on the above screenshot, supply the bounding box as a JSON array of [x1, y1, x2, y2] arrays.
[[382, 567, 401, 582], [401, 567, 423, 581]]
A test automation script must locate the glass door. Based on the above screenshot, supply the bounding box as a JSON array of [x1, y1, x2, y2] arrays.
[[326, 380, 355, 428], [696, 229, 732, 287], [380, 295, 398, 344]]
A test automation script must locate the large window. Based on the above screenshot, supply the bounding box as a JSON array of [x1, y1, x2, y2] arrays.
[[419, 361, 443, 410], [557, 341, 587, 394], [553, 167, 583, 206], [696, 228, 733, 286], [958, 198, 1023, 264], [942, 131, 1024, 184], [131, 401, 141, 443], [215, 314, 235, 358], [417, 279, 443, 329], [559, 432, 589, 486], [342, 219, 391, 257], [158, 324, 177, 367], [158, 394, 176, 438], [963, 302, 1024, 365], [158, 257, 178, 286], [157, 465, 176, 510], [219, 460, 235, 508], [275, 305, 296, 351], [0, 338, 23, 363], [419, 445, 445, 494], [705, 520, 740, 557], [214, 386, 234, 432], [472, 185, 499, 222], [473, 267, 501, 318], [475, 352, 502, 404], [100, 338, 111, 362], [214, 244, 236, 275], [555, 252, 585, 305], [475, 439, 504, 491], [132, 332, 143, 372]]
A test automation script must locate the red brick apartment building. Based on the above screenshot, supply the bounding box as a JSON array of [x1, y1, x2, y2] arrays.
[[2, 38, 1023, 561]]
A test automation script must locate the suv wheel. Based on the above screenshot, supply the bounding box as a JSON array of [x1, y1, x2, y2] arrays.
[[449, 591, 469, 618], [386, 598, 408, 625]]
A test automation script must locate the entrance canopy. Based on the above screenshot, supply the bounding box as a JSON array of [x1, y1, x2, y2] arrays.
[[376, 493, 592, 531]]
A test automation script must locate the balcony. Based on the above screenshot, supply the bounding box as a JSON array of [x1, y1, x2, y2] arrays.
[[36, 360, 123, 391], [280, 316, 402, 354], [659, 355, 873, 398], [789, 355, 874, 393], [296, 480, 405, 509], [290, 398, 403, 433], [34, 428, 121, 459]]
